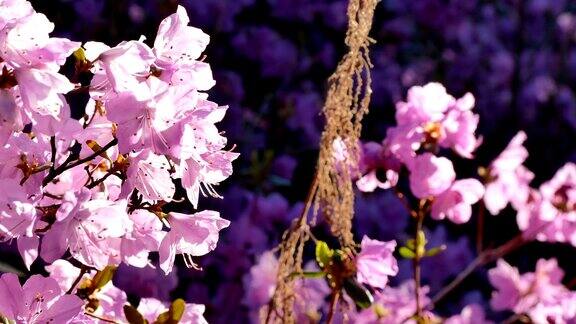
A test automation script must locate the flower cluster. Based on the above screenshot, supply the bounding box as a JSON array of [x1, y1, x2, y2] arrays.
[[489, 258, 576, 322], [357, 83, 485, 224], [0, 1, 235, 323]]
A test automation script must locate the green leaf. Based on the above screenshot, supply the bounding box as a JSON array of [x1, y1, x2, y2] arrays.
[[424, 245, 447, 257], [398, 247, 416, 259], [92, 266, 117, 290], [289, 271, 326, 279], [315, 241, 333, 268], [343, 277, 373, 309], [124, 305, 147, 324]]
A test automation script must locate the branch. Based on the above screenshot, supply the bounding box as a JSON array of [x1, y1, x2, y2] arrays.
[[42, 138, 118, 186], [430, 233, 527, 307], [66, 266, 89, 295], [83, 312, 120, 323], [49, 136, 57, 173]]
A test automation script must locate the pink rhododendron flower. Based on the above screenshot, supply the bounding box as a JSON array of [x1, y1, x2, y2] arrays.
[[243, 250, 329, 322], [92, 282, 129, 322], [45, 259, 91, 292], [0, 0, 33, 31], [355, 141, 401, 192], [431, 179, 485, 223], [88, 39, 154, 101], [153, 5, 210, 68], [138, 298, 208, 324], [0, 273, 84, 323], [489, 258, 575, 322], [243, 251, 279, 307], [408, 153, 456, 199], [516, 163, 576, 245], [159, 210, 230, 274], [388, 83, 480, 162], [348, 281, 435, 324], [123, 149, 175, 202], [484, 131, 534, 215], [120, 209, 165, 268], [356, 235, 398, 289], [395, 82, 454, 125], [41, 189, 131, 269], [445, 304, 492, 324]]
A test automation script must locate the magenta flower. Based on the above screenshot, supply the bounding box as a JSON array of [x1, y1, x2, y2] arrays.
[[388, 83, 480, 162], [489, 258, 569, 318], [356, 235, 398, 289], [0, 273, 84, 323], [431, 179, 485, 224], [445, 304, 492, 324], [349, 281, 434, 324], [243, 251, 329, 322], [395, 82, 454, 126], [516, 163, 576, 245], [408, 153, 456, 199], [243, 251, 278, 307], [484, 131, 534, 215], [355, 141, 401, 192]]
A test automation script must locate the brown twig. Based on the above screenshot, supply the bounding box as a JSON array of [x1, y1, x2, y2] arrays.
[[42, 138, 117, 186], [66, 266, 89, 295], [83, 312, 120, 323], [476, 200, 486, 254], [430, 232, 527, 307], [326, 291, 341, 324]]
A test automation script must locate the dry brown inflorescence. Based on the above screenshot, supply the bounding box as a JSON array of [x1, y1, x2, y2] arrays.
[[262, 0, 379, 322]]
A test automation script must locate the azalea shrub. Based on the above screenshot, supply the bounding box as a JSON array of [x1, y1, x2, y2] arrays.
[[0, 0, 575, 324]]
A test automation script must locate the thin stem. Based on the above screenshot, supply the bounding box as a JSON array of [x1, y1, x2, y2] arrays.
[[66, 266, 88, 295], [83, 312, 119, 324], [393, 186, 417, 218], [49, 136, 57, 173], [86, 171, 121, 189], [430, 232, 527, 307], [476, 201, 486, 254], [42, 138, 117, 186], [413, 201, 425, 320], [326, 290, 340, 324]]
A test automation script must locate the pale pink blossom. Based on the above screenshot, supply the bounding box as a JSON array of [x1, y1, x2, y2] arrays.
[[445, 304, 492, 324], [137, 298, 208, 324], [484, 131, 534, 215], [0, 273, 84, 323], [159, 210, 230, 274], [489, 258, 568, 316], [408, 153, 456, 199], [431, 179, 485, 224], [356, 236, 398, 289]]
